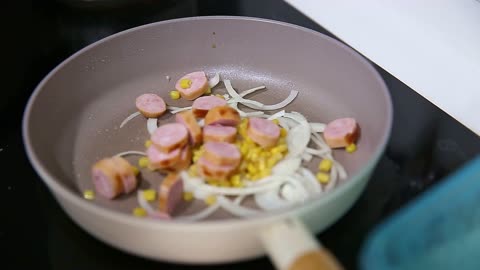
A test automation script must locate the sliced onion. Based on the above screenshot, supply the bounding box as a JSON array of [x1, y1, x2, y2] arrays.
[[283, 111, 309, 126], [243, 111, 265, 117], [239, 90, 299, 111], [267, 110, 285, 120], [169, 106, 192, 114], [277, 118, 290, 131], [324, 165, 338, 192], [223, 79, 243, 100], [272, 157, 301, 176], [227, 96, 264, 108], [115, 150, 146, 157], [301, 152, 313, 162], [305, 147, 331, 157], [233, 195, 246, 205], [177, 204, 220, 222], [310, 123, 326, 133], [286, 124, 311, 158], [147, 118, 158, 135], [137, 191, 169, 219], [279, 180, 308, 202], [120, 111, 141, 128], [239, 86, 266, 97], [255, 188, 292, 210], [208, 73, 221, 88], [217, 196, 261, 217], [334, 161, 348, 180], [300, 168, 322, 194]]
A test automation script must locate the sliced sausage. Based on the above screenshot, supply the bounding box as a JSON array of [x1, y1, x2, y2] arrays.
[[151, 123, 188, 152], [159, 173, 184, 215], [175, 111, 202, 146], [110, 156, 138, 194], [323, 117, 360, 148], [91, 158, 123, 199], [170, 145, 192, 171], [204, 105, 241, 127], [135, 93, 166, 118], [147, 145, 181, 169], [247, 117, 280, 148], [203, 124, 237, 143], [175, 71, 209, 100], [197, 157, 237, 181], [203, 141, 241, 166], [192, 96, 227, 118]]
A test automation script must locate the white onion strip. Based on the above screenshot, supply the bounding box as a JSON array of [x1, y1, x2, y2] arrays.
[[177, 204, 220, 222], [267, 110, 285, 120], [241, 90, 299, 111], [300, 168, 322, 194], [310, 123, 326, 133], [115, 150, 146, 157], [208, 73, 221, 88], [239, 86, 266, 97], [324, 165, 338, 192], [169, 106, 192, 114], [234, 195, 246, 205], [217, 196, 261, 217], [147, 118, 158, 134], [120, 111, 141, 128], [305, 147, 331, 156]]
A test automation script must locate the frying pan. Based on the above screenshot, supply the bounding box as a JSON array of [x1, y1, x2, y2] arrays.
[[23, 17, 392, 269]]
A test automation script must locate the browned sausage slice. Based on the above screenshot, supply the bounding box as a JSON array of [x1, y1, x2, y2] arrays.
[[204, 105, 241, 127], [203, 141, 241, 166], [197, 157, 237, 181], [247, 117, 280, 148], [159, 173, 184, 215], [135, 93, 166, 118], [175, 110, 202, 146], [147, 145, 181, 169], [110, 156, 138, 194], [91, 158, 123, 199], [151, 123, 188, 152], [175, 71, 209, 100], [192, 96, 227, 118], [323, 118, 360, 148], [203, 124, 237, 143]]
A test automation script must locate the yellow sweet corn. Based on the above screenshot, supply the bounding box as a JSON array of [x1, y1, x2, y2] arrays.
[[133, 207, 147, 217], [144, 140, 152, 148], [138, 157, 149, 168], [272, 119, 280, 125], [318, 159, 333, 172], [179, 78, 192, 89], [83, 190, 95, 200], [205, 195, 217, 205], [131, 166, 140, 176], [316, 172, 330, 184], [205, 87, 212, 94], [280, 128, 288, 138], [346, 143, 357, 153], [169, 90, 180, 100], [183, 192, 193, 201], [143, 189, 156, 201]]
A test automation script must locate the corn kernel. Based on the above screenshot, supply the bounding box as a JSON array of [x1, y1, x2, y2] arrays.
[[144, 140, 153, 148], [272, 119, 280, 125], [219, 181, 231, 187], [346, 143, 357, 153], [215, 94, 224, 99], [316, 172, 330, 184], [131, 165, 140, 176], [133, 207, 147, 217], [207, 179, 219, 186], [280, 128, 288, 138], [205, 195, 217, 205], [188, 165, 197, 177], [318, 159, 333, 172], [138, 157, 149, 168], [183, 192, 193, 201], [143, 189, 156, 201], [83, 189, 95, 200], [230, 174, 241, 186], [179, 78, 192, 89], [232, 181, 244, 188], [205, 87, 212, 94], [247, 163, 258, 174], [169, 90, 181, 100]]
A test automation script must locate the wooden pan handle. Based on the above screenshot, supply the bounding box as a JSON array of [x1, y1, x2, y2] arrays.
[[260, 218, 343, 270]]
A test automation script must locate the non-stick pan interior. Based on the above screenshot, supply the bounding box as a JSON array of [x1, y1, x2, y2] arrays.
[[25, 17, 391, 220]]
